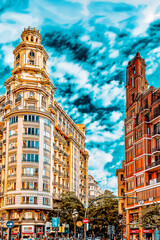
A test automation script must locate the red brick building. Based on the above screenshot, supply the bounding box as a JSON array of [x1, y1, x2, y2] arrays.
[[117, 52, 160, 240]]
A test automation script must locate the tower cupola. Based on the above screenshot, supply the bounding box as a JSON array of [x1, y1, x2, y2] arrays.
[[21, 26, 42, 44], [13, 27, 48, 77]]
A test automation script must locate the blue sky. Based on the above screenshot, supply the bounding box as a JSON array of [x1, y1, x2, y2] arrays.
[[1, 0, 160, 193]]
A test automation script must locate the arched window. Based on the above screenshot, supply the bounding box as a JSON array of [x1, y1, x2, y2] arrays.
[[11, 212, 19, 219], [16, 53, 20, 61], [29, 51, 35, 57], [31, 36, 34, 42], [43, 57, 46, 65], [22, 211, 35, 220], [15, 93, 21, 103], [29, 91, 34, 98]]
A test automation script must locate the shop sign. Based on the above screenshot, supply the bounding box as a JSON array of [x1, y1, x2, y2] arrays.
[[22, 226, 34, 234], [11, 227, 19, 235], [130, 224, 139, 229], [143, 230, 153, 233], [130, 230, 140, 233]]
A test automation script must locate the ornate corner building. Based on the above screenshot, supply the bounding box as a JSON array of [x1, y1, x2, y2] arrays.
[[0, 27, 88, 238], [116, 52, 160, 240]]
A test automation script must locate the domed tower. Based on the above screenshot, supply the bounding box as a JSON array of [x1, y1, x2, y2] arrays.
[[13, 26, 48, 77], [1, 27, 56, 237]]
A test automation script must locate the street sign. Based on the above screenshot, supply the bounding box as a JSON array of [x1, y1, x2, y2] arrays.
[[82, 218, 89, 224], [76, 221, 83, 227], [52, 217, 59, 227], [6, 221, 14, 228]]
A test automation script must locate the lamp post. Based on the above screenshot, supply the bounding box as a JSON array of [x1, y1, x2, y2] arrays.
[[119, 219, 125, 240], [0, 217, 4, 240], [72, 209, 79, 239]]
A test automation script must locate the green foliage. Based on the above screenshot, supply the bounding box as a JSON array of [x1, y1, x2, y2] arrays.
[[140, 202, 160, 229], [47, 191, 85, 229], [87, 190, 121, 235]]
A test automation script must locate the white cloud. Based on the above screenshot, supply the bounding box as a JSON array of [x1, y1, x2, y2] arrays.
[[87, 121, 106, 132], [88, 41, 103, 49], [105, 31, 116, 47], [100, 176, 118, 194], [110, 64, 116, 73], [70, 94, 79, 102], [109, 49, 119, 58], [88, 148, 113, 183], [91, 81, 125, 108], [1, 44, 14, 67], [95, 61, 103, 68], [86, 119, 124, 143], [99, 47, 106, 54], [48, 55, 89, 88], [110, 111, 122, 122], [122, 60, 128, 67], [80, 35, 90, 42], [101, 70, 108, 76]]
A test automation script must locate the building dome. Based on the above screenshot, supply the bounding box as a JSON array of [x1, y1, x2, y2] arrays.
[[21, 26, 42, 43]]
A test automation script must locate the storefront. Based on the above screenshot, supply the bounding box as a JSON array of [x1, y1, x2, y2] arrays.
[[130, 229, 140, 240], [22, 225, 34, 239], [11, 226, 20, 238], [142, 230, 153, 240], [36, 226, 44, 239]]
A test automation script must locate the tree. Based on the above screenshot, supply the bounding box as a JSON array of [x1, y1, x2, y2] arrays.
[[87, 190, 121, 237], [140, 202, 160, 235], [47, 191, 85, 230]]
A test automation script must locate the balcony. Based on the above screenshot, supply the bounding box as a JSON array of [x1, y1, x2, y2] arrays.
[[54, 169, 59, 174], [146, 159, 160, 169], [22, 174, 38, 178], [48, 104, 56, 114], [152, 147, 160, 153], [140, 104, 149, 114], [7, 106, 54, 120], [3, 100, 12, 110], [146, 178, 160, 186], [54, 146, 59, 151], [8, 174, 16, 178], [8, 160, 17, 165], [151, 112, 160, 121], [152, 130, 160, 137], [9, 147, 17, 151], [52, 192, 60, 199], [152, 129, 160, 137]]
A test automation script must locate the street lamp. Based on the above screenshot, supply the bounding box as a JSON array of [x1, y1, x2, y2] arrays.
[[119, 219, 125, 240], [72, 209, 79, 239]]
